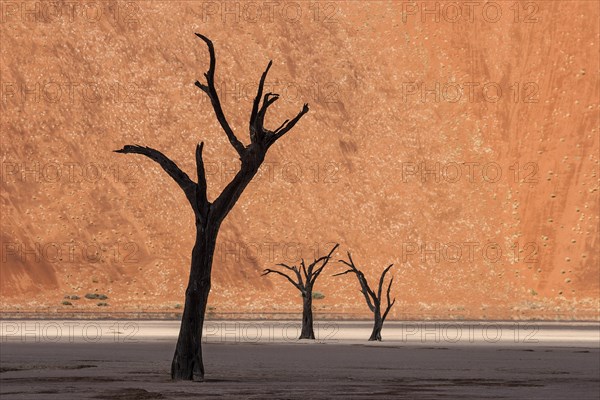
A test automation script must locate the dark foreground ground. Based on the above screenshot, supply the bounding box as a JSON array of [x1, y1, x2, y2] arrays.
[[0, 321, 599, 399]]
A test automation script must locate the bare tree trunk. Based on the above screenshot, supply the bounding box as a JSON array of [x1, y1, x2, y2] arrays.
[[369, 309, 383, 341], [171, 226, 217, 381], [334, 255, 395, 342], [116, 34, 311, 381], [262, 244, 338, 341], [300, 293, 315, 339]]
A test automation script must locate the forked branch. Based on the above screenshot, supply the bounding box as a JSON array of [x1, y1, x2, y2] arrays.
[[194, 33, 246, 157], [263, 243, 339, 293], [266, 104, 309, 147], [309, 243, 340, 284], [334, 252, 377, 312], [334, 253, 396, 319], [113, 145, 198, 212], [116, 35, 310, 228], [194, 33, 309, 154], [262, 268, 301, 291], [248, 60, 310, 148], [195, 142, 209, 219]]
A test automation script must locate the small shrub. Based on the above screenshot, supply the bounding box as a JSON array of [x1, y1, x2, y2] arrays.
[[207, 306, 216, 318], [97, 302, 109, 307], [61, 301, 73, 306], [312, 292, 325, 300], [174, 303, 183, 309], [85, 293, 108, 300], [70, 295, 80, 300]]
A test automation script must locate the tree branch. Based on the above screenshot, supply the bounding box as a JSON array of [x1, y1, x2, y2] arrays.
[[382, 276, 396, 322], [332, 269, 354, 277], [266, 103, 310, 147], [357, 273, 377, 312], [272, 119, 289, 134], [191, 34, 311, 225], [277, 263, 303, 289], [250, 61, 273, 141], [114, 145, 198, 212], [256, 93, 280, 133], [210, 163, 256, 224], [300, 259, 309, 282], [334, 252, 377, 313], [262, 268, 301, 291], [377, 264, 394, 303], [310, 243, 339, 284], [195, 33, 246, 157], [248, 60, 309, 149], [195, 142, 210, 221]]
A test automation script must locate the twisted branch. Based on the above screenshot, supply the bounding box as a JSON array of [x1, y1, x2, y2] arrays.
[[194, 33, 245, 157]]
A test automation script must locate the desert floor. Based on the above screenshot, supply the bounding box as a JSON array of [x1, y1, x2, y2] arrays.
[[1, 320, 599, 399]]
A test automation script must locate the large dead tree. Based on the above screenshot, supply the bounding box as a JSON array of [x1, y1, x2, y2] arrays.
[[114, 34, 309, 381], [334, 253, 396, 341], [262, 243, 339, 339]]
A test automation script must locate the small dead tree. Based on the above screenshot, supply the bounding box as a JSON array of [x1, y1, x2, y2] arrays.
[[114, 34, 310, 381], [262, 243, 339, 339], [334, 252, 396, 341]]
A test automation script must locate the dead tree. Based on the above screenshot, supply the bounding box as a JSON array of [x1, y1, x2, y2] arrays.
[[334, 253, 396, 341], [262, 244, 339, 339], [114, 34, 309, 381]]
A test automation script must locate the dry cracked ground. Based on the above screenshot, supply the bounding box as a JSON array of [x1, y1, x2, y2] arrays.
[[1, 321, 599, 399]]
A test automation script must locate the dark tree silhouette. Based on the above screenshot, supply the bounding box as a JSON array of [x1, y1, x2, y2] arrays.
[[114, 34, 310, 381], [262, 243, 339, 339], [334, 253, 396, 341]]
